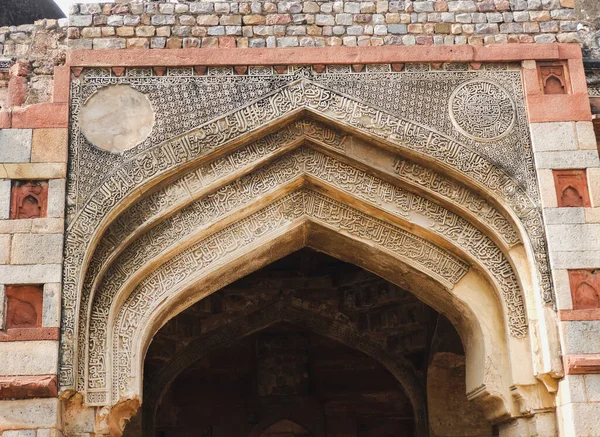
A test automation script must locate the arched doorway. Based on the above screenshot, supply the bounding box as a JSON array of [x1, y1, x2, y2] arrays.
[[61, 73, 560, 437], [121, 249, 491, 437]]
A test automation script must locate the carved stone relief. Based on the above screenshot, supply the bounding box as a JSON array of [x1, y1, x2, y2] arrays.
[[79, 84, 155, 153], [62, 65, 550, 404], [449, 80, 516, 142]]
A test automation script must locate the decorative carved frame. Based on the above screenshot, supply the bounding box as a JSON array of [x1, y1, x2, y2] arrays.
[[59, 50, 568, 434]]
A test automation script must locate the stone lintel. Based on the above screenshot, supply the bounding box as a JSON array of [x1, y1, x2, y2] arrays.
[[0, 375, 57, 400], [564, 354, 600, 375]]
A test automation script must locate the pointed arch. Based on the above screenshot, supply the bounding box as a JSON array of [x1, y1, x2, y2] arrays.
[[141, 301, 429, 437], [61, 79, 557, 431]]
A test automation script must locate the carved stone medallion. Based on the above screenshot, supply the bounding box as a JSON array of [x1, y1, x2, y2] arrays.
[[80, 84, 155, 153], [449, 80, 516, 142]]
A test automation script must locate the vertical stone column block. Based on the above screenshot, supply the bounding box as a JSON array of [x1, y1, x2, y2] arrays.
[[552, 170, 591, 207], [5, 285, 43, 329], [568, 270, 600, 310], [0, 179, 10, 220], [10, 181, 48, 219]]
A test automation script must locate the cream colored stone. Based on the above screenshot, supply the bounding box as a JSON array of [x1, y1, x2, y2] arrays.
[[0, 234, 10, 264], [10, 234, 64, 265], [552, 269, 572, 310], [31, 218, 64, 234], [0, 341, 58, 376], [80, 85, 155, 153], [47, 179, 66, 219], [2, 163, 67, 179], [0, 264, 62, 283], [31, 129, 69, 163], [538, 169, 558, 208], [42, 283, 61, 328], [557, 375, 586, 407], [35, 429, 61, 437], [588, 168, 600, 208], [0, 399, 60, 430], [584, 207, 600, 223], [576, 121, 598, 150], [530, 122, 577, 152], [0, 284, 5, 331], [0, 180, 10, 220], [0, 220, 32, 234]]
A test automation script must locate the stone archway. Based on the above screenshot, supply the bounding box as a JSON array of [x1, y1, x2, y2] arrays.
[[61, 68, 560, 437], [141, 301, 429, 437]]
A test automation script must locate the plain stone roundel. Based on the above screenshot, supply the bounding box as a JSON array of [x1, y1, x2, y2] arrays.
[[80, 84, 154, 153]]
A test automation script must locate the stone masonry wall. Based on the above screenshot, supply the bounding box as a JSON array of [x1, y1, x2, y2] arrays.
[[0, 20, 67, 111], [64, 0, 582, 50]]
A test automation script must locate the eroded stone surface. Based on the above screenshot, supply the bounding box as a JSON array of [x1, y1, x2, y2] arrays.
[[79, 85, 154, 153]]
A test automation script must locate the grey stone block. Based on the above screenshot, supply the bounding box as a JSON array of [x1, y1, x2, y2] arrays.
[[535, 150, 600, 169], [550, 251, 600, 269], [530, 122, 577, 152], [561, 321, 600, 355], [546, 224, 600, 251], [0, 129, 32, 163], [42, 283, 60, 328], [0, 179, 10, 220], [543, 207, 585, 225], [3, 430, 36, 437], [47, 179, 66, 219], [10, 233, 64, 265], [0, 264, 62, 283]]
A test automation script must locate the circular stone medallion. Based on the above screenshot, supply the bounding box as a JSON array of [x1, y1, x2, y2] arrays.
[[449, 80, 516, 142], [80, 84, 155, 153]]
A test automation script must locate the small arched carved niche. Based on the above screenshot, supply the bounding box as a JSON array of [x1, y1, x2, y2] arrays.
[[561, 186, 584, 207], [10, 180, 48, 219], [569, 270, 600, 310], [552, 170, 590, 208], [538, 63, 570, 95]]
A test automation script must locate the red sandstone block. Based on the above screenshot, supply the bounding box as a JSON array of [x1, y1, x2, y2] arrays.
[[558, 309, 600, 321], [7, 76, 27, 107], [10, 181, 48, 219], [565, 354, 600, 375], [5, 285, 43, 329], [0, 375, 57, 399], [0, 109, 11, 128], [11, 103, 68, 128], [525, 93, 591, 123], [65, 44, 582, 69], [52, 65, 71, 104], [568, 270, 600, 309], [0, 327, 60, 341], [553, 170, 591, 208]]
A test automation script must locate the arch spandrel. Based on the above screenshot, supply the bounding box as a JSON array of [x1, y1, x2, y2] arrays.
[[62, 66, 557, 423]]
